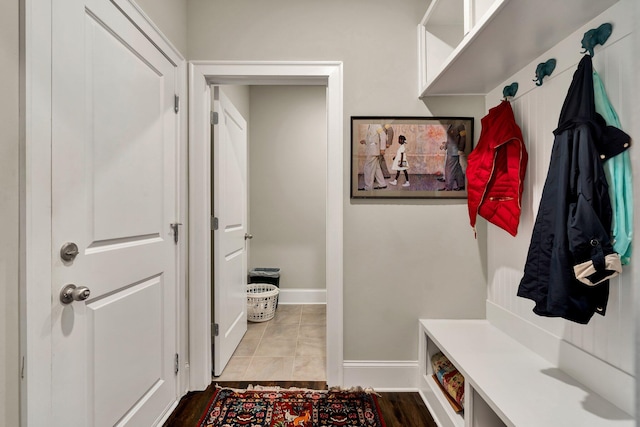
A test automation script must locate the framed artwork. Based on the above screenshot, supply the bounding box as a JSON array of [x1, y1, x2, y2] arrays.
[[350, 116, 474, 199]]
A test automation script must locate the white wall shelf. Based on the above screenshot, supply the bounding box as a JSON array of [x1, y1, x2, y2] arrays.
[[418, 0, 619, 96], [418, 319, 634, 427]]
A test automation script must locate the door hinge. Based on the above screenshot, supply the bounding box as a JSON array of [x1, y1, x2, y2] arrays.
[[211, 111, 218, 125], [174, 95, 179, 113], [211, 216, 218, 231], [174, 353, 179, 375], [212, 323, 219, 337], [20, 356, 25, 379], [170, 222, 182, 244]]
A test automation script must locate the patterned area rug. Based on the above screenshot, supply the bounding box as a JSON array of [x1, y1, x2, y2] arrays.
[[197, 386, 387, 427]]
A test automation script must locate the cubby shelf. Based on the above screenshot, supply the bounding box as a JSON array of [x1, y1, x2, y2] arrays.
[[418, 319, 634, 427], [418, 0, 619, 97]]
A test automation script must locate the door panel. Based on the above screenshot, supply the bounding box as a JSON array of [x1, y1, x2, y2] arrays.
[[51, 0, 178, 425], [90, 277, 163, 427], [87, 9, 166, 241], [213, 88, 248, 376]]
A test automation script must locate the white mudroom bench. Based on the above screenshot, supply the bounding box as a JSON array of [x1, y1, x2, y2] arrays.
[[418, 318, 635, 427]]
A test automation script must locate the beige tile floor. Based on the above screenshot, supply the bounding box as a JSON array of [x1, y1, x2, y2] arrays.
[[215, 304, 326, 381]]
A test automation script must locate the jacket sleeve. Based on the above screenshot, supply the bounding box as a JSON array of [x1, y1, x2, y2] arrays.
[[566, 126, 621, 286]]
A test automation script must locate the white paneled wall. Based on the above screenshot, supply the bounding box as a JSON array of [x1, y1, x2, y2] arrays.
[[486, 0, 635, 378]]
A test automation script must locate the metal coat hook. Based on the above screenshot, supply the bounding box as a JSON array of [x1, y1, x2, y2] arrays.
[[581, 23, 612, 57], [533, 58, 556, 86], [503, 82, 519, 100]]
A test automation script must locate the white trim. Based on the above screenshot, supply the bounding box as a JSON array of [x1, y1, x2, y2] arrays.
[[22, 1, 187, 425], [343, 360, 419, 391], [418, 389, 458, 427], [111, 0, 184, 65], [487, 301, 635, 415], [416, 23, 427, 96], [21, 0, 53, 425], [187, 63, 212, 391], [277, 289, 327, 305], [188, 61, 344, 390]]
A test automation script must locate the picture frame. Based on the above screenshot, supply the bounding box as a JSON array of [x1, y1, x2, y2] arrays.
[[350, 116, 474, 199]]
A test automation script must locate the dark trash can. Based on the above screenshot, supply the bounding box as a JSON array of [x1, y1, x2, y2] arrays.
[[248, 267, 280, 287], [248, 268, 280, 307]]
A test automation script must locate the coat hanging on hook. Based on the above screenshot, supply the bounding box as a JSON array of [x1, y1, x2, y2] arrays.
[[533, 59, 556, 86], [466, 100, 528, 237], [581, 23, 613, 56], [593, 69, 633, 265], [518, 55, 628, 325]]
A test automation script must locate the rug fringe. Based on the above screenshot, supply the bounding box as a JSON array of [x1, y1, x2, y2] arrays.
[[214, 384, 320, 393], [214, 383, 381, 396], [329, 385, 381, 396]]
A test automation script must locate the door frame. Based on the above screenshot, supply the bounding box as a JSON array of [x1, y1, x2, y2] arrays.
[[188, 61, 344, 390], [20, 1, 188, 425]]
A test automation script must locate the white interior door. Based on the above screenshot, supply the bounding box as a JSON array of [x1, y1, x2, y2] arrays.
[[212, 87, 249, 376], [51, 0, 179, 425]]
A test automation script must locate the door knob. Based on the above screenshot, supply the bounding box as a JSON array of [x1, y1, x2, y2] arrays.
[[245, 233, 253, 240], [60, 242, 79, 262], [60, 284, 91, 305]]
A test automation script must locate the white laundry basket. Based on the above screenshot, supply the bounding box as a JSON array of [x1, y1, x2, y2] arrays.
[[246, 283, 279, 322]]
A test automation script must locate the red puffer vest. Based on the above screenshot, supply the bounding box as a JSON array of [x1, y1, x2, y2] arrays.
[[467, 101, 528, 236]]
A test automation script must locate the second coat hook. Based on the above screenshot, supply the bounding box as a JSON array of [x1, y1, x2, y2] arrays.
[[533, 59, 556, 86]]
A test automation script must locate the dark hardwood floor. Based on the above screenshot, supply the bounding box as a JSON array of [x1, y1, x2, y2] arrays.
[[163, 381, 437, 427], [377, 391, 437, 427]]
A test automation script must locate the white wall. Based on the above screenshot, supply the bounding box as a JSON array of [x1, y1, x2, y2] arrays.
[[249, 86, 327, 291], [187, 0, 487, 361], [135, 0, 188, 55], [485, 0, 637, 411], [1, 1, 20, 425]]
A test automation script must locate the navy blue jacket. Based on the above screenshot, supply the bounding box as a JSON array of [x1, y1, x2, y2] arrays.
[[517, 55, 628, 324]]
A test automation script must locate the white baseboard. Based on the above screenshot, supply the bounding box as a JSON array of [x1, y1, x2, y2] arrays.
[[486, 300, 562, 365], [277, 288, 326, 305], [487, 300, 635, 416], [342, 360, 418, 391]]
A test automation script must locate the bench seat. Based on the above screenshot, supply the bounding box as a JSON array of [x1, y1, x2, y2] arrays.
[[418, 319, 634, 427]]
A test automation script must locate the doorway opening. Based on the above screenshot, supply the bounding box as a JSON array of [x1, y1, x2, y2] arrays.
[[188, 61, 344, 391], [212, 84, 328, 382]]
